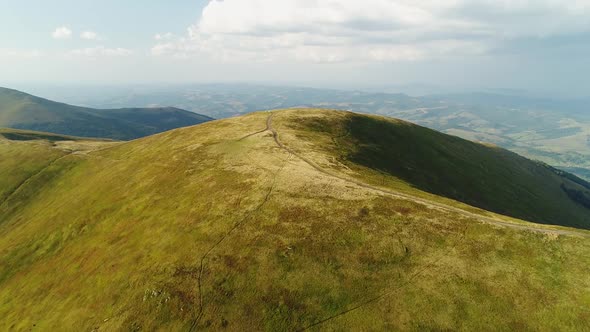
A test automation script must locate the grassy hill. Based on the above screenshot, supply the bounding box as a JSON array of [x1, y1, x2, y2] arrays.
[[288, 111, 590, 229], [0, 109, 589, 331], [0, 128, 117, 210], [48, 84, 590, 181], [0, 87, 212, 140]]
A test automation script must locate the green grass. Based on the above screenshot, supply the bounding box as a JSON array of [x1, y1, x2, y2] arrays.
[[0, 138, 65, 204], [285, 110, 590, 229], [0, 110, 589, 331]]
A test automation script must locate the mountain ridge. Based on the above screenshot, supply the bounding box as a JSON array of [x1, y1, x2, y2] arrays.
[[266, 112, 589, 236], [0, 87, 213, 140]]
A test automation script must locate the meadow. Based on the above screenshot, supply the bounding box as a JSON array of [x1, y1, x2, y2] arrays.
[[0, 110, 589, 330]]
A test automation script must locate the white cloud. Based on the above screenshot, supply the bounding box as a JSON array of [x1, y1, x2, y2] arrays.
[[80, 31, 101, 40], [151, 0, 590, 63], [154, 32, 174, 41], [52, 26, 72, 39], [68, 46, 133, 58], [0, 48, 43, 58], [151, 34, 197, 58]]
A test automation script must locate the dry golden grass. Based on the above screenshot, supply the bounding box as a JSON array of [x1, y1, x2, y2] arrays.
[[0, 110, 589, 331]]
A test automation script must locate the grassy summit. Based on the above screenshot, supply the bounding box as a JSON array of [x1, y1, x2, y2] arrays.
[[0, 87, 212, 140], [288, 111, 590, 229], [0, 109, 589, 331]]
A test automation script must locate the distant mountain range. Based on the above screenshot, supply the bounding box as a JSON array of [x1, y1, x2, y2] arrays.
[[30, 83, 588, 179], [0, 87, 212, 140], [3, 83, 590, 180]]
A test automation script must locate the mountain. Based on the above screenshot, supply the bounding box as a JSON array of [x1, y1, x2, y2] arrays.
[[1, 109, 589, 331], [37, 83, 590, 180], [302, 111, 590, 229], [0, 87, 213, 140]]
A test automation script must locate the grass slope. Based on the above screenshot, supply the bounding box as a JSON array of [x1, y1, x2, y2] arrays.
[[0, 109, 589, 331], [0, 87, 213, 140], [0, 137, 65, 204], [285, 111, 590, 229], [0, 127, 110, 142], [0, 129, 117, 217]]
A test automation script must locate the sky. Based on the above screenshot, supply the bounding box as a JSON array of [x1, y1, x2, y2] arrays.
[[1, 0, 590, 96]]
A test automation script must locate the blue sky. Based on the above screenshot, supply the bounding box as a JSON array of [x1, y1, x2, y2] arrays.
[[0, 0, 206, 51], [1, 1, 590, 97]]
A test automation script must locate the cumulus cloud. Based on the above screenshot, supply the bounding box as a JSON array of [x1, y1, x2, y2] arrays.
[[80, 31, 101, 40], [52, 26, 72, 39], [152, 0, 590, 63], [69, 46, 133, 57]]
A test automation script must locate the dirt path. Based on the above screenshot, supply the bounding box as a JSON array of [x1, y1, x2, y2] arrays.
[[264, 112, 590, 238], [188, 152, 290, 331], [237, 111, 590, 330]]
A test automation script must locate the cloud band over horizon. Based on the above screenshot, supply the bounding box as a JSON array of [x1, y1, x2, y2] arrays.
[[152, 0, 590, 63]]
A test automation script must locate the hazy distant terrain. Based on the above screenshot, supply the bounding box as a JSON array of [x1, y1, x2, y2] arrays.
[[27, 84, 590, 179]]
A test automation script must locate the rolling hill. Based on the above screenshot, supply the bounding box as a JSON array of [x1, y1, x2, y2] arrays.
[[48, 83, 590, 180], [0, 127, 118, 207], [1, 109, 589, 331], [0, 87, 212, 140], [293, 111, 590, 229]]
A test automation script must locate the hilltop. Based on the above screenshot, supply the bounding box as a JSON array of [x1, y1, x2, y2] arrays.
[[0, 109, 589, 331], [50, 83, 590, 181], [0, 87, 212, 140], [292, 111, 590, 229]]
